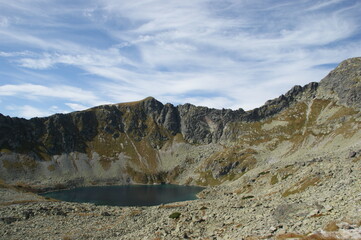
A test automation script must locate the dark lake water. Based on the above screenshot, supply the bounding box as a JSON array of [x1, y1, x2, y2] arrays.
[[40, 184, 204, 206]]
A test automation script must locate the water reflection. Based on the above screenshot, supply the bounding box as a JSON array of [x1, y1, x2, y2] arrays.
[[40, 184, 204, 206]]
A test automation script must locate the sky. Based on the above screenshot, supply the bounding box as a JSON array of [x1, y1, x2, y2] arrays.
[[0, 0, 361, 119]]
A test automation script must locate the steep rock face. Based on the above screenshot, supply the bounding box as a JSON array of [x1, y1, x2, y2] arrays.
[[0, 57, 360, 188], [318, 57, 361, 109], [177, 104, 244, 144]]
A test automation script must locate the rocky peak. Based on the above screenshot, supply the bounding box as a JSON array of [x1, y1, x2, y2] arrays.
[[318, 57, 361, 109], [139, 96, 164, 115]]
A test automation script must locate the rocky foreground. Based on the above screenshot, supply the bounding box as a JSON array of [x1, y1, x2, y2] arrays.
[[1, 143, 361, 239]]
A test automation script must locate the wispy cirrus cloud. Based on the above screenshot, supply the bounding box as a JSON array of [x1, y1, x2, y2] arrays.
[[0, 83, 104, 106], [0, 0, 361, 118], [16, 49, 133, 70]]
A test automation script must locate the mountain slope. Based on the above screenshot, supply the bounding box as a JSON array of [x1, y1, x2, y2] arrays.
[[0, 57, 360, 190]]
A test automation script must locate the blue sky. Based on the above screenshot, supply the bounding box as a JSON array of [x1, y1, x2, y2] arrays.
[[0, 0, 361, 118]]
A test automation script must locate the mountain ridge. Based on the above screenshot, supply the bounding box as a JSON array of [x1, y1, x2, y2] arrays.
[[0, 57, 360, 188]]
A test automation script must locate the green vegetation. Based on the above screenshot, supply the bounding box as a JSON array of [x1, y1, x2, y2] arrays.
[[0, 148, 12, 153], [241, 195, 254, 200], [258, 170, 270, 176], [2, 158, 38, 170], [169, 212, 181, 219], [270, 175, 279, 185]]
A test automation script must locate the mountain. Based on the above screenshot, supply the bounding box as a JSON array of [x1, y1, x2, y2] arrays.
[[1, 58, 360, 188], [0, 57, 361, 239]]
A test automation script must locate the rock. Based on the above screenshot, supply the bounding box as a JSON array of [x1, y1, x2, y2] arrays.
[[101, 211, 111, 216], [22, 210, 34, 219], [1, 217, 19, 224], [269, 226, 277, 233], [307, 209, 320, 217], [324, 205, 333, 212], [348, 151, 357, 158], [54, 209, 67, 216]]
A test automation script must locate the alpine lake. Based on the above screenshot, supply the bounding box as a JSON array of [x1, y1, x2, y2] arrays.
[[40, 184, 204, 207]]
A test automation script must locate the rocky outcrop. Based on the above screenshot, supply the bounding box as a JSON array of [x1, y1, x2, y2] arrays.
[[318, 57, 361, 109]]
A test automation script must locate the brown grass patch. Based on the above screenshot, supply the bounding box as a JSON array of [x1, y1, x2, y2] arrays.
[[303, 233, 339, 240], [128, 209, 142, 217], [0, 148, 12, 153], [47, 164, 56, 171], [270, 174, 279, 185], [311, 213, 326, 218], [352, 155, 361, 162], [276, 233, 304, 240], [158, 203, 187, 209], [2, 158, 38, 170], [324, 221, 339, 232], [282, 176, 320, 197], [99, 157, 112, 171], [2, 159, 23, 170], [0, 179, 8, 189], [152, 237, 162, 240], [234, 184, 252, 195], [276, 232, 341, 240]]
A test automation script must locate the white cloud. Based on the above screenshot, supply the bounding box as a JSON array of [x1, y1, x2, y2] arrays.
[[65, 103, 89, 111], [0, 51, 34, 57], [18, 56, 54, 69], [307, 0, 345, 11], [0, 84, 104, 106], [16, 48, 134, 70]]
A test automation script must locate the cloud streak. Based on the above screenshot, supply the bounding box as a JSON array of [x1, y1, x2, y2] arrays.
[[0, 84, 103, 106]]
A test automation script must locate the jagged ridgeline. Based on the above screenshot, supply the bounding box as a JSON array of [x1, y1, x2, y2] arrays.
[[0, 57, 360, 188]]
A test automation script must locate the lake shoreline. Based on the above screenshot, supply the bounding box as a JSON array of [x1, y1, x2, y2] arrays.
[[39, 184, 205, 207]]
